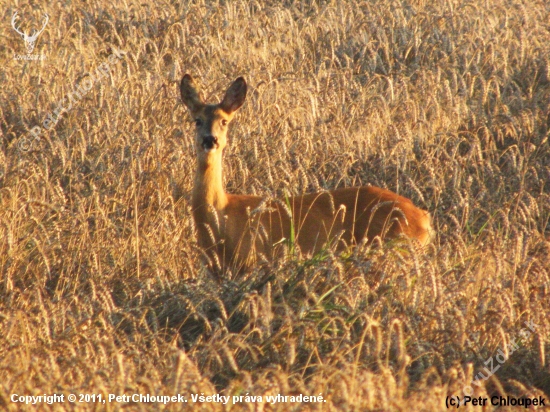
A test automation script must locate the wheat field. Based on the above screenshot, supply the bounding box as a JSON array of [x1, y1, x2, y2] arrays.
[[0, 0, 549, 410]]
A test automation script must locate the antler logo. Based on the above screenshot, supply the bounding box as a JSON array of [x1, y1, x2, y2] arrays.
[[11, 11, 49, 55]]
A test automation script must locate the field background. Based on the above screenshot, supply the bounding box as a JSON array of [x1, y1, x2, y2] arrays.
[[1, 0, 549, 410]]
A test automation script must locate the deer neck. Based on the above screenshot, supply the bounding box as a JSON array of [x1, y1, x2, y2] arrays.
[[192, 152, 228, 211]]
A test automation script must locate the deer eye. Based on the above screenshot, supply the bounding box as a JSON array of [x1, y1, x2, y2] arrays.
[[221, 119, 228, 127], [195, 119, 202, 127]]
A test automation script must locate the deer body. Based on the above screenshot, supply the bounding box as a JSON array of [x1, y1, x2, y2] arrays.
[[181, 75, 433, 274]]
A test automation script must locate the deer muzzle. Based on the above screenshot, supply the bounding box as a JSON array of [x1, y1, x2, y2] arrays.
[[202, 136, 219, 151]]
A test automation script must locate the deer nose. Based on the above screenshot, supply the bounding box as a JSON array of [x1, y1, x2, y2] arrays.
[[202, 136, 218, 150]]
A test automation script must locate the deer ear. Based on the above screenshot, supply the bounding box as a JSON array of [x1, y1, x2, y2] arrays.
[[220, 77, 247, 114], [180, 74, 202, 114]]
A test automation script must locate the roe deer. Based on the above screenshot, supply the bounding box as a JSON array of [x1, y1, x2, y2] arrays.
[[180, 74, 433, 275]]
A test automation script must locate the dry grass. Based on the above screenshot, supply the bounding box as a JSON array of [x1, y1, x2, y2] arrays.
[[1, 0, 549, 410]]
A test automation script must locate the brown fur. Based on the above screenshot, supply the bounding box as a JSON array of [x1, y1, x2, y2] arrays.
[[181, 75, 433, 274]]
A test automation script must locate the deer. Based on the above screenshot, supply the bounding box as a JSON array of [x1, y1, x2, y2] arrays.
[[11, 11, 49, 55], [180, 74, 433, 276]]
